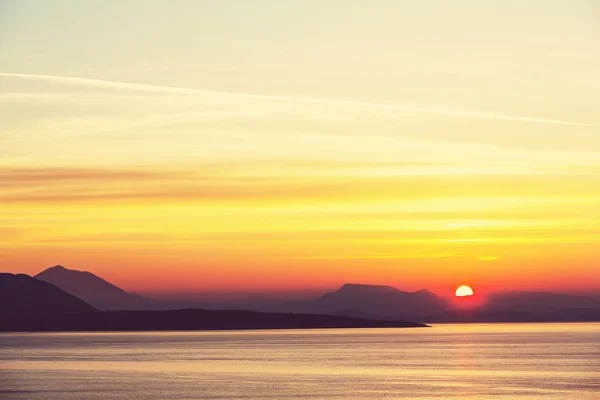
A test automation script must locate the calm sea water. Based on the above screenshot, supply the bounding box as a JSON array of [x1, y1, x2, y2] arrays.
[[0, 323, 598, 399]]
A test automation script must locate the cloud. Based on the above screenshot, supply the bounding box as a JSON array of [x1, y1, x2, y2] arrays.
[[2, 72, 600, 129], [302, 253, 462, 260], [1, 164, 599, 204], [0, 167, 170, 183], [0, 161, 450, 185]]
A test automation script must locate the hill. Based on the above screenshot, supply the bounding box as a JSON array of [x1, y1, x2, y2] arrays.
[[425, 291, 600, 323], [0, 273, 97, 316], [281, 283, 449, 320], [485, 291, 600, 314], [35, 265, 158, 311]]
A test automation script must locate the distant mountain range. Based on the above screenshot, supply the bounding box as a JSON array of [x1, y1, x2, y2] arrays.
[[484, 291, 600, 314], [0, 268, 426, 332], [274, 284, 600, 322], [7, 265, 600, 325], [423, 291, 600, 323]]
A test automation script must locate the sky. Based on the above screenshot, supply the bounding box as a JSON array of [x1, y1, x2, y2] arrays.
[[1, 1, 599, 298]]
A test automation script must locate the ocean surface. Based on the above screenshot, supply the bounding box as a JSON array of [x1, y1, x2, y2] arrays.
[[0, 323, 598, 399]]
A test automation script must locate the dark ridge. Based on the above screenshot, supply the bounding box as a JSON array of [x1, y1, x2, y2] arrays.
[[0, 308, 429, 332]]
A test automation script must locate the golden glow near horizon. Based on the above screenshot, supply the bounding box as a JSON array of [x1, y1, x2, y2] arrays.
[[1, 1, 599, 295]]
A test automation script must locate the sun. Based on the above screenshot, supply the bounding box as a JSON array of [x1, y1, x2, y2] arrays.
[[455, 285, 474, 297]]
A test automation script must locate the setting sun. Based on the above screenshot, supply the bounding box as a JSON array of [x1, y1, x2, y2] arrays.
[[455, 285, 474, 297]]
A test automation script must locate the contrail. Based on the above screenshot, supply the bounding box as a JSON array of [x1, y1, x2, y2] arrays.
[[1, 71, 599, 128]]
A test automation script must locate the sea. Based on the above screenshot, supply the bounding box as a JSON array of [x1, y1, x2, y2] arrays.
[[0, 323, 598, 399]]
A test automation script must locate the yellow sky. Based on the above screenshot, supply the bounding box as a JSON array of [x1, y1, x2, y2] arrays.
[[1, 1, 599, 296]]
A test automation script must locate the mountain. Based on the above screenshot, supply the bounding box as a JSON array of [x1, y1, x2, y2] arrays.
[[0, 309, 428, 332], [425, 291, 600, 323], [0, 273, 97, 317], [280, 283, 450, 320], [485, 291, 600, 314], [35, 265, 158, 311]]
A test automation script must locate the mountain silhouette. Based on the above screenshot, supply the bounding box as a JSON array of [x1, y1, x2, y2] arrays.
[[281, 283, 450, 320], [272, 284, 600, 322], [0, 273, 97, 316], [0, 272, 427, 332], [35, 265, 158, 311], [27, 265, 600, 323], [484, 291, 600, 314], [425, 291, 600, 322]]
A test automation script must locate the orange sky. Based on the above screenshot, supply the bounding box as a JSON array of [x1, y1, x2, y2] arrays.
[[3, 161, 599, 297], [1, 1, 599, 298]]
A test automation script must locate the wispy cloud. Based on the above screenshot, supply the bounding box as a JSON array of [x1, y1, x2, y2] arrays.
[[0, 167, 170, 183], [301, 253, 463, 260], [1, 164, 598, 204], [2, 72, 600, 128]]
